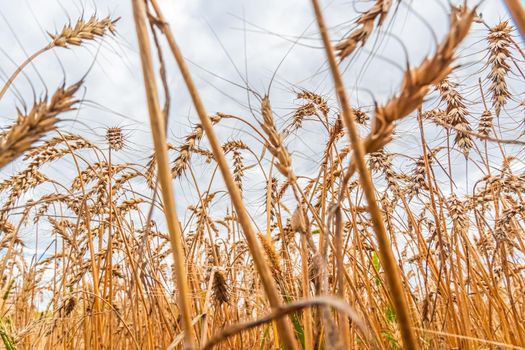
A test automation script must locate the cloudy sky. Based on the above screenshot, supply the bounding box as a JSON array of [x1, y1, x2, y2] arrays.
[[0, 0, 518, 228]]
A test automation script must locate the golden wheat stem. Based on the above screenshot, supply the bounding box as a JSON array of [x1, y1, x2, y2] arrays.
[[334, 206, 350, 347], [299, 234, 314, 350], [310, 0, 419, 349], [265, 164, 275, 238], [199, 268, 216, 345], [503, 0, 525, 39], [131, 1, 195, 349], [106, 147, 114, 347]]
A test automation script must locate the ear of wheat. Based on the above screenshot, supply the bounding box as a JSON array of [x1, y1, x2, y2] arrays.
[[486, 21, 512, 116], [48, 16, 118, 48], [363, 7, 475, 155], [0, 81, 82, 169], [0, 16, 117, 101], [106, 127, 124, 151], [336, 0, 394, 60]]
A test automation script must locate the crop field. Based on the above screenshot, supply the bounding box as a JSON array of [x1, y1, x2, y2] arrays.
[[0, 0, 524, 349]]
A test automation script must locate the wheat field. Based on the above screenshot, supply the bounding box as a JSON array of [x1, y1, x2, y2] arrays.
[[0, 0, 525, 349]]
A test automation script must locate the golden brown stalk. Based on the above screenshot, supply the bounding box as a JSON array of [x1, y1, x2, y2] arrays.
[[0, 48, 47, 102], [202, 296, 369, 350], [148, 1, 300, 349], [0, 81, 82, 169], [310, 0, 419, 348], [334, 206, 350, 346], [503, 0, 525, 39], [335, 0, 394, 60], [363, 7, 476, 155], [130, 1, 195, 349]]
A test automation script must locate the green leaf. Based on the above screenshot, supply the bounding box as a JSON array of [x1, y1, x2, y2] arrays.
[[372, 252, 380, 272], [290, 311, 305, 349], [381, 330, 400, 350], [386, 304, 396, 323], [0, 319, 16, 350], [281, 288, 305, 349], [259, 325, 270, 350], [371, 252, 382, 285]]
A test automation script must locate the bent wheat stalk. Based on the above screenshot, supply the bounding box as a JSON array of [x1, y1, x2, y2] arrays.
[[310, 0, 419, 348], [148, 1, 300, 349], [131, 1, 195, 349], [503, 0, 525, 39], [201, 296, 371, 350]]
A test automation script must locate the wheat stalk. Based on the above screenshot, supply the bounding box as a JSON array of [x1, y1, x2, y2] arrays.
[[503, 0, 525, 39], [131, 1, 195, 348], [310, 0, 420, 347]]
